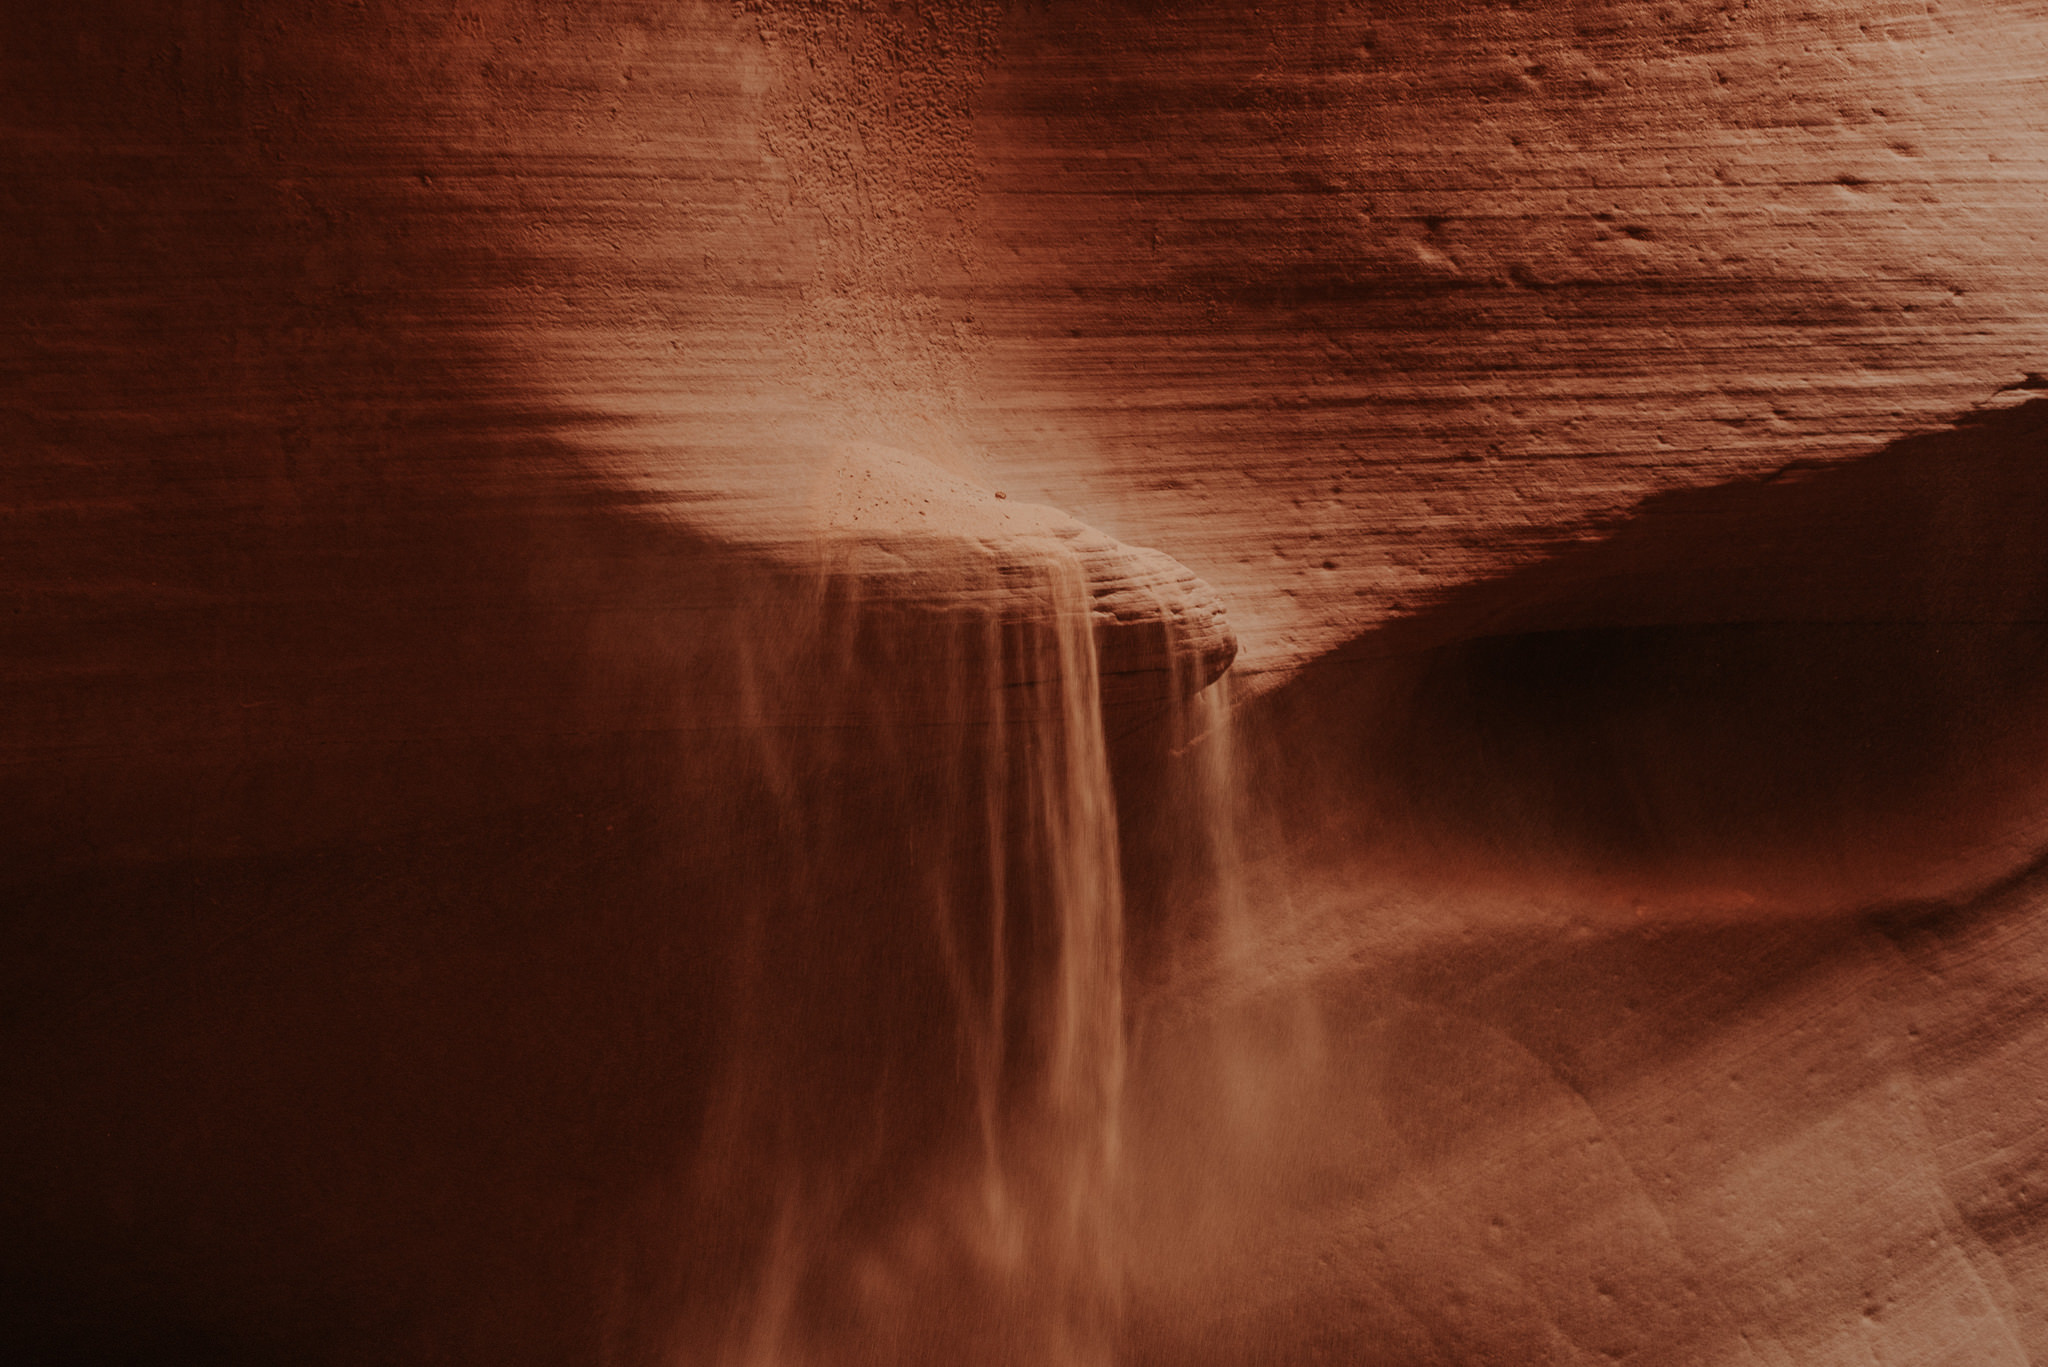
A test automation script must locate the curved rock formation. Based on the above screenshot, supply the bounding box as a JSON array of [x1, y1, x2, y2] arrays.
[[10, 1, 2048, 1364], [801, 443, 1235, 713]]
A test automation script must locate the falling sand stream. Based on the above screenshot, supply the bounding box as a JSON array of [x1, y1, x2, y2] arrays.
[[678, 457, 1238, 1366]]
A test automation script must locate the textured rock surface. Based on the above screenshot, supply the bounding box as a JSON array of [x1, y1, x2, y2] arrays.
[[9, 0, 2048, 1363], [801, 443, 1236, 711], [970, 0, 2048, 680]]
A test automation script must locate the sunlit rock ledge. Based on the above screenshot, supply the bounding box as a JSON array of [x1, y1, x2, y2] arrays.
[[793, 444, 1236, 714]]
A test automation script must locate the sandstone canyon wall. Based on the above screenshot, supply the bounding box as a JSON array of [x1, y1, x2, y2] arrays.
[[9, 1, 2048, 1364]]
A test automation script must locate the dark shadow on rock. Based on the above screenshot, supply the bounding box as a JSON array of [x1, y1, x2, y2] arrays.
[[0, 6, 1069, 1363], [1249, 397, 2048, 916], [0, 8, 762, 1356]]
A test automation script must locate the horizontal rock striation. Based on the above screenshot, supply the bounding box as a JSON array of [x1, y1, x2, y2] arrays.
[[796, 444, 1235, 717], [11, 1, 2048, 1364]]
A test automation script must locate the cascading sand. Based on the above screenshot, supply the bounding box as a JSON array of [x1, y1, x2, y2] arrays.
[[675, 447, 1233, 1366]]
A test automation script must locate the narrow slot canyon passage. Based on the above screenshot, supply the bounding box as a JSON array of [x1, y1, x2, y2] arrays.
[[11, 3, 2048, 1364]]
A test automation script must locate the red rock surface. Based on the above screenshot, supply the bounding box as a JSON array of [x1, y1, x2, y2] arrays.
[[9, 1, 2048, 1363]]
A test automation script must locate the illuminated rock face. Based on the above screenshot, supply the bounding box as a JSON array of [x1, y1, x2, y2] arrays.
[[8, 1, 2048, 1364]]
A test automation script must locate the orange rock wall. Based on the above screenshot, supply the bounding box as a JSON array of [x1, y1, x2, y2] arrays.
[[10, 2, 2048, 1363]]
